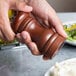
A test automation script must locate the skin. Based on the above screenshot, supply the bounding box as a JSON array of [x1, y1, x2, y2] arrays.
[[0, 0, 67, 59]]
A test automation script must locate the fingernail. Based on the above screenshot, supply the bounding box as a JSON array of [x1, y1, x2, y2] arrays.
[[63, 31, 68, 38], [25, 5, 33, 11]]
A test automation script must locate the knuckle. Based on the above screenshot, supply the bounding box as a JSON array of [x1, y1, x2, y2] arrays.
[[6, 34, 15, 42], [21, 31, 29, 35]]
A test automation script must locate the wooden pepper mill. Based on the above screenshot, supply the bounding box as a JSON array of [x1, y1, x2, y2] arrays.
[[12, 11, 66, 59]]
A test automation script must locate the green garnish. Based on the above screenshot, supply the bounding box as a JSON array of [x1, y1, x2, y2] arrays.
[[64, 23, 76, 41]]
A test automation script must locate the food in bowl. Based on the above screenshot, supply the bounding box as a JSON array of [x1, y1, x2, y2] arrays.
[[50, 62, 76, 76], [64, 23, 76, 41], [45, 58, 76, 76], [63, 22, 76, 46]]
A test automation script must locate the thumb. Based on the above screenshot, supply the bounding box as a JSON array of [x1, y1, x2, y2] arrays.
[[48, 11, 67, 38], [15, 1, 33, 12]]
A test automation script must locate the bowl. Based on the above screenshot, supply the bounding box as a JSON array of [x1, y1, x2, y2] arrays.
[[45, 58, 76, 76], [63, 21, 76, 46]]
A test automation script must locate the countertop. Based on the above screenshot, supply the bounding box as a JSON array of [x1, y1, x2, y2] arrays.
[[0, 13, 76, 76]]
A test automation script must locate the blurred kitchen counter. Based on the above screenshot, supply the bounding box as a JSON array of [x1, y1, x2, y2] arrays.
[[0, 12, 76, 76]]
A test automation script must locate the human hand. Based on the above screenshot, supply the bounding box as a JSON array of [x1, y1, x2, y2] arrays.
[[0, 0, 67, 58], [29, 0, 67, 37], [0, 0, 32, 41], [0, 0, 40, 56], [17, 0, 67, 56]]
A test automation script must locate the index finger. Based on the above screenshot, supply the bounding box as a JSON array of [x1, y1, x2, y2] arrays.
[[0, 4, 15, 41]]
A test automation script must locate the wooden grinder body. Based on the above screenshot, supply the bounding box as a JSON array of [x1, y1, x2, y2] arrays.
[[12, 12, 65, 59]]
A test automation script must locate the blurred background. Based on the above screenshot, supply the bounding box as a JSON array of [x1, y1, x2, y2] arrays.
[[47, 0, 76, 12]]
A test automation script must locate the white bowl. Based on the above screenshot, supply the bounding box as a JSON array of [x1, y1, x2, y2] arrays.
[[44, 58, 76, 76], [63, 21, 76, 46]]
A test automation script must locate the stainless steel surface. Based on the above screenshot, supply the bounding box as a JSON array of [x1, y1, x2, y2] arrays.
[[0, 13, 76, 76]]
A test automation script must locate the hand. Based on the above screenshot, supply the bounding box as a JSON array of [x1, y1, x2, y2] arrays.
[[0, 0, 32, 41], [17, 0, 67, 56], [0, 0, 67, 58], [29, 0, 67, 37]]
